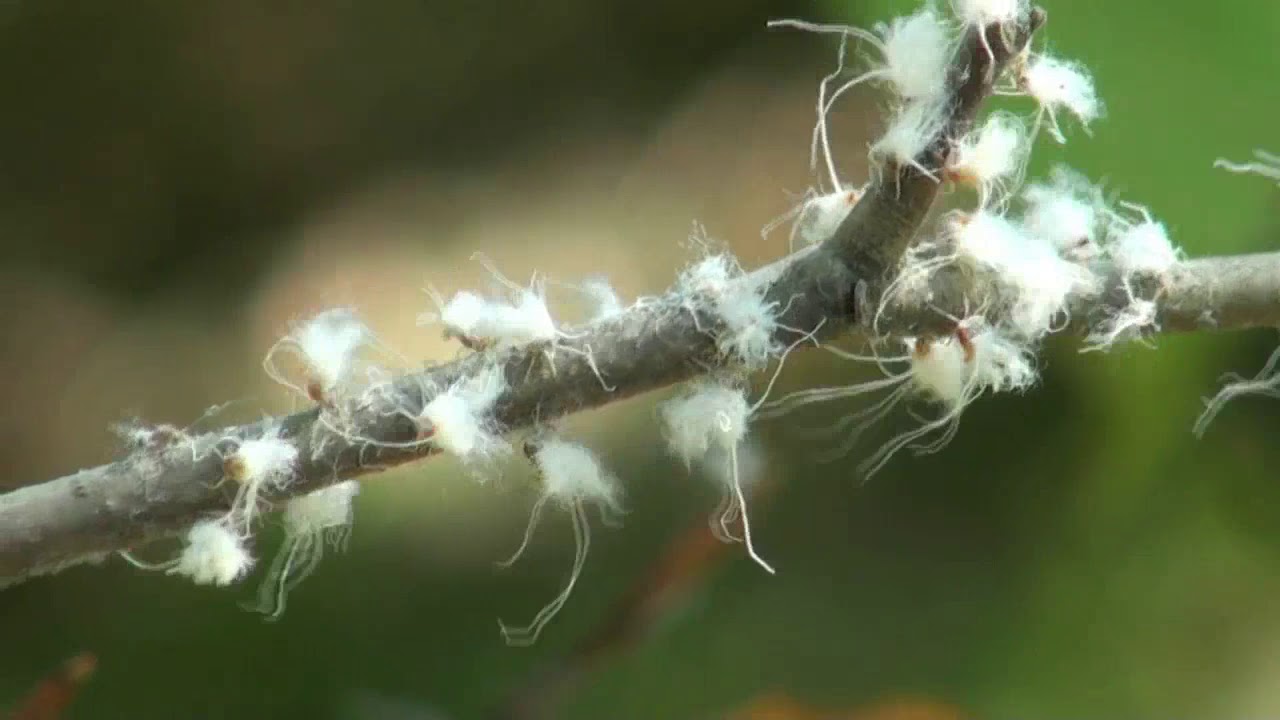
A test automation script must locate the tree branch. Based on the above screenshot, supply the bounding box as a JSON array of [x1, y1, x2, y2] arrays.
[[888, 252, 1280, 336], [5, 8, 1272, 588]]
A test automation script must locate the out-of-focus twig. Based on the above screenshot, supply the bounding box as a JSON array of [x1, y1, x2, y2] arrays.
[[6, 652, 97, 720]]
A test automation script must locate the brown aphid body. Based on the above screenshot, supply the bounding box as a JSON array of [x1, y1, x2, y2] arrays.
[[222, 454, 250, 484], [953, 326, 976, 363], [443, 327, 493, 352], [306, 379, 336, 410]]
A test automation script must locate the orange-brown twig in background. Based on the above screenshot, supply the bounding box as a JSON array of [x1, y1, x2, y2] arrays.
[[6, 652, 97, 720]]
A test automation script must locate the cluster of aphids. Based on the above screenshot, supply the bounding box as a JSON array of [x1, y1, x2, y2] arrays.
[[113, 0, 1279, 643]]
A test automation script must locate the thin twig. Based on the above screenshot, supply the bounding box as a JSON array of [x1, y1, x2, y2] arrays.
[[5, 8, 1261, 588]]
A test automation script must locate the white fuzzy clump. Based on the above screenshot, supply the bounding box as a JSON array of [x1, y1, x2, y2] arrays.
[[534, 440, 623, 512], [661, 382, 751, 466], [968, 325, 1037, 392], [907, 325, 1036, 406], [769, 7, 951, 101], [433, 290, 493, 344], [661, 382, 773, 574], [947, 210, 1097, 338], [1084, 292, 1158, 351], [909, 336, 970, 406], [168, 519, 254, 587], [293, 309, 371, 390], [1019, 54, 1102, 143], [499, 439, 622, 645], [1215, 149, 1280, 185], [424, 260, 613, 391], [264, 308, 375, 405], [1081, 204, 1178, 351], [252, 481, 360, 619], [508, 288, 559, 342], [1106, 205, 1180, 279], [419, 364, 508, 462], [952, 0, 1026, 66], [761, 319, 1035, 479], [858, 323, 1033, 474], [115, 420, 187, 451], [872, 98, 947, 179], [1021, 166, 1104, 261], [952, 0, 1025, 27], [285, 481, 359, 537], [874, 211, 1026, 334], [225, 436, 298, 485], [947, 112, 1029, 207], [578, 277, 626, 322], [791, 187, 862, 248], [714, 277, 781, 369], [770, 8, 951, 191], [949, 209, 1027, 271], [677, 253, 780, 370], [879, 207, 1097, 341], [876, 7, 954, 101], [678, 254, 736, 300], [222, 431, 299, 534], [1003, 234, 1099, 339], [426, 285, 558, 350]]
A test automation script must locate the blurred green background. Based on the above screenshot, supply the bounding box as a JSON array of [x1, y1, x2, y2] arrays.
[[2, 0, 1279, 718]]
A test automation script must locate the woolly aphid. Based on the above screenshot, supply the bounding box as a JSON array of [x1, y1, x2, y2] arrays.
[[173, 519, 255, 586], [879, 209, 1097, 341], [1105, 203, 1181, 280], [798, 187, 861, 247], [871, 97, 948, 181], [948, 210, 1098, 338], [762, 185, 863, 251], [115, 419, 188, 452], [251, 480, 359, 620], [873, 7, 954, 101], [946, 112, 1029, 208], [762, 320, 1035, 478], [1001, 229, 1099, 340], [497, 438, 623, 646], [264, 308, 377, 407], [422, 254, 601, 350], [423, 282, 557, 351], [1077, 202, 1180, 351], [951, 0, 1027, 68], [418, 363, 509, 464], [771, 8, 952, 191], [676, 253, 783, 370], [883, 326, 1034, 473], [119, 519, 254, 587], [422, 258, 613, 390], [1014, 54, 1102, 143], [577, 276, 627, 323], [677, 251, 735, 303], [1083, 283, 1158, 352], [114, 402, 244, 463], [1215, 149, 1280, 185], [1021, 165, 1105, 262], [660, 381, 775, 574], [428, 290, 499, 350], [1193, 343, 1280, 438], [714, 277, 783, 371], [952, 0, 1024, 25], [221, 430, 300, 535]]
